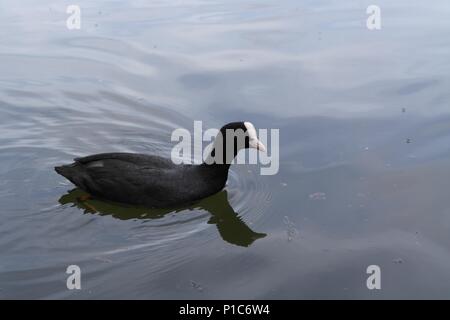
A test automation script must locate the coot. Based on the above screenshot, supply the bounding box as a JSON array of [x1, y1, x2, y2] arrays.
[[55, 121, 266, 208]]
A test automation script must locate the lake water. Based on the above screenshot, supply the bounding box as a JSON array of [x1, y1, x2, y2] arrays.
[[1, 0, 450, 299]]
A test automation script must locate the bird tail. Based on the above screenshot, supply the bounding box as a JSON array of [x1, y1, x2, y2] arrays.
[[55, 164, 79, 185], [55, 163, 91, 192], [55, 164, 72, 177]]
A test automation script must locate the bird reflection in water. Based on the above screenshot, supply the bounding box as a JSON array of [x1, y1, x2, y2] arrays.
[[58, 189, 266, 247]]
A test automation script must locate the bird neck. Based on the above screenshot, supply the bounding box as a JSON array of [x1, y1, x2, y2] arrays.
[[203, 130, 241, 166], [197, 127, 244, 187]]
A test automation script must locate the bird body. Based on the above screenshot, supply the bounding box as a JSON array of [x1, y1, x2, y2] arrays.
[[55, 122, 265, 208]]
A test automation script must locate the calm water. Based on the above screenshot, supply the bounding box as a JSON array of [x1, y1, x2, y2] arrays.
[[1, 0, 450, 299]]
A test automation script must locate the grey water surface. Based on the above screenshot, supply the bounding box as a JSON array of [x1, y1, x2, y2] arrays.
[[1, 0, 450, 299]]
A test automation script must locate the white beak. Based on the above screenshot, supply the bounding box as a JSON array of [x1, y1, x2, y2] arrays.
[[250, 139, 266, 152], [244, 121, 266, 152]]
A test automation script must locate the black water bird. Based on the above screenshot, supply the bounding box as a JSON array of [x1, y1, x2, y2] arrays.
[[55, 122, 266, 208]]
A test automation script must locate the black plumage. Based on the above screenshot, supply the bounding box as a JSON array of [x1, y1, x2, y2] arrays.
[[55, 122, 265, 208]]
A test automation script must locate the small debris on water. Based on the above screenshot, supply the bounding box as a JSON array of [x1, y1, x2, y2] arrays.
[[190, 280, 204, 292], [283, 216, 299, 242], [309, 192, 326, 200], [393, 258, 403, 264], [281, 182, 288, 187], [402, 107, 406, 113], [406, 138, 412, 144]]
